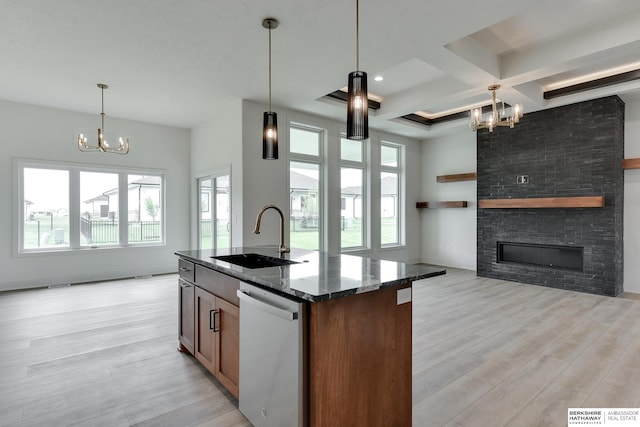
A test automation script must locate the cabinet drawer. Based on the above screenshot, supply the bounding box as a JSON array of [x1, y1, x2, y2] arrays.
[[178, 259, 195, 283], [195, 265, 240, 306]]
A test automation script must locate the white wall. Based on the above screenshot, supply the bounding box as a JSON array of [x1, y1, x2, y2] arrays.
[[622, 94, 640, 293], [0, 100, 190, 291], [190, 98, 244, 247], [419, 130, 477, 270], [239, 100, 423, 262]]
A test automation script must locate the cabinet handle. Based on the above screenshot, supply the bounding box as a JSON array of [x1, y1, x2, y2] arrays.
[[179, 267, 192, 272], [210, 309, 220, 332]]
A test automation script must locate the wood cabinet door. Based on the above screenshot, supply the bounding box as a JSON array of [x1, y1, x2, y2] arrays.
[[215, 297, 239, 399], [194, 287, 217, 374], [178, 279, 195, 355]]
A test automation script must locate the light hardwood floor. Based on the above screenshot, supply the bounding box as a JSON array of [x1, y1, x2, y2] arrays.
[[1, 270, 639, 426]]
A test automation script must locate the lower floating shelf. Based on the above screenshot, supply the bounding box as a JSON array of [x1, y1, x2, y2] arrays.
[[479, 196, 604, 209], [416, 201, 468, 209], [623, 158, 640, 170]]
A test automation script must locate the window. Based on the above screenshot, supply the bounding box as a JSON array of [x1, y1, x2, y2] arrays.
[[380, 142, 403, 246], [80, 171, 119, 246], [340, 136, 366, 249], [17, 160, 165, 252], [128, 174, 162, 244], [287, 123, 407, 253], [290, 124, 323, 251], [22, 167, 69, 249], [197, 171, 231, 250]]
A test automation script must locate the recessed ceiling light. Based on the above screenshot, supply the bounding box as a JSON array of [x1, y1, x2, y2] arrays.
[[374, 75, 383, 82]]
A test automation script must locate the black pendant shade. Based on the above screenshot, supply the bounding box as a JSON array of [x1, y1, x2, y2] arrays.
[[262, 18, 279, 159], [263, 111, 278, 159], [347, 71, 369, 140]]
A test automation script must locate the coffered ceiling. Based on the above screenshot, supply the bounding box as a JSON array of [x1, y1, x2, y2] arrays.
[[2, 0, 640, 138]]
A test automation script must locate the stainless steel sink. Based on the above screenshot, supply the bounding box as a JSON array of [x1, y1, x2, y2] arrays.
[[212, 253, 300, 269]]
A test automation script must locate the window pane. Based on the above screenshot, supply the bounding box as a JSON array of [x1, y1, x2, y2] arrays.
[[290, 127, 320, 156], [381, 172, 398, 245], [290, 161, 320, 250], [341, 137, 362, 162], [215, 175, 231, 249], [128, 174, 162, 244], [80, 172, 119, 246], [341, 167, 363, 248], [23, 168, 69, 249], [198, 177, 212, 250], [381, 145, 398, 167]]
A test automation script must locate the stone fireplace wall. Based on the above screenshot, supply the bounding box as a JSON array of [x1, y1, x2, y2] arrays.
[[477, 96, 624, 296]]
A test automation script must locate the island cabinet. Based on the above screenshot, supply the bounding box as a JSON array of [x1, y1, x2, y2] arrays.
[[308, 283, 412, 427], [178, 261, 240, 399], [176, 248, 446, 427]]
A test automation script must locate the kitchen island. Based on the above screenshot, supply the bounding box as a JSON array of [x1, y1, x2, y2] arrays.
[[175, 247, 445, 426]]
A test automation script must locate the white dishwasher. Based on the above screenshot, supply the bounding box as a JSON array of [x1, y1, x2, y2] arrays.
[[236, 282, 306, 427]]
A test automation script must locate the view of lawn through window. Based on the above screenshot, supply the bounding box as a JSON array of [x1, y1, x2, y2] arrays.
[[198, 174, 230, 250], [80, 171, 119, 246], [23, 168, 70, 249], [288, 125, 404, 252], [381, 144, 401, 246], [341, 136, 365, 249], [290, 161, 320, 250], [20, 162, 164, 251], [290, 125, 322, 251]]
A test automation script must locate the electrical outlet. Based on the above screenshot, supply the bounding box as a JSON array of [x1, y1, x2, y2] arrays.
[[397, 287, 412, 305]]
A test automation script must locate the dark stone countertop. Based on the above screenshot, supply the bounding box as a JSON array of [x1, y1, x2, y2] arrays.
[[175, 246, 446, 302]]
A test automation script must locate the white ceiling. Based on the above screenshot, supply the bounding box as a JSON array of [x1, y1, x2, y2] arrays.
[[2, 0, 640, 139]]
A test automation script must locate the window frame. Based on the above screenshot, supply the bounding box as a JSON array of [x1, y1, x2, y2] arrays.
[[289, 122, 325, 252], [340, 134, 368, 251], [379, 141, 404, 248], [14, 158, 166, 255], [194, 164, 232, 251]]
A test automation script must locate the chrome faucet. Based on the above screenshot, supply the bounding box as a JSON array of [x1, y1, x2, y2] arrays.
[[254, 204, 290, 256]]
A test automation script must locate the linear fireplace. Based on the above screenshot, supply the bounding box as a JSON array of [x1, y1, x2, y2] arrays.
[[476, 96, 624, 296], [497, 242, 583, 271]]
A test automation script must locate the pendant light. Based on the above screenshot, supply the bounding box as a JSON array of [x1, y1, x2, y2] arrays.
[[262, 18, 279, 159], [346, 0, 368, 140], [77, 83, 129, 154]]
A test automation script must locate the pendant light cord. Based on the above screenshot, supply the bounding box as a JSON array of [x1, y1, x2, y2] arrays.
[[268, 24, 272, 112], [356, 0, 359, 71], [100, 85, 105, 133]]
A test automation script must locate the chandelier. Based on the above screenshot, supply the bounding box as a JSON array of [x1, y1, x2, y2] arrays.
[[470, 85, 523, 132], [77, 83, 130, 154]]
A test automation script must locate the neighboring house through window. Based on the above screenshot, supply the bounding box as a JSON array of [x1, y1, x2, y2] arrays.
[[16, 159, 165, 252]]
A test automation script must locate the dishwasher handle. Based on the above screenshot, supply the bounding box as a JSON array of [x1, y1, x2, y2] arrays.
[[236, 290, 299, 321]]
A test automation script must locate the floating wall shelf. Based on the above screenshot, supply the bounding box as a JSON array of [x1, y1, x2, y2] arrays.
[[623, 158, 640, 170], [479, 196, 605, 209], [416, 201, 468, 209], [436, 173, 477, 183]]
